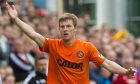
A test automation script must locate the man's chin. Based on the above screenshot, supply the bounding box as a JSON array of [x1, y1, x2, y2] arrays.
[[63, 38, 70, 41]]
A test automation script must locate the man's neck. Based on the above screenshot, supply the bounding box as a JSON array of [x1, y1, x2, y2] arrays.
[[64, 38, 76, 46]]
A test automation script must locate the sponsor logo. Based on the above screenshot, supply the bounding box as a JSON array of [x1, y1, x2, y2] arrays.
[[57, 59, 83, 70]]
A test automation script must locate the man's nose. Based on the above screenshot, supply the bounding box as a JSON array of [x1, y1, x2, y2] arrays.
[[43, 66, 46, 70], [43, 64, 47, 68], [63, 27, 68, 31]]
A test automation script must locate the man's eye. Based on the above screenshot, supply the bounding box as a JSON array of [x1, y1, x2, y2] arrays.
[[60, 26, 64, 28], [67, 25, 71, 27]]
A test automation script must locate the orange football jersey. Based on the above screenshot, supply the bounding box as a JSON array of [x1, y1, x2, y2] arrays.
[[40, 38, 106, 84]]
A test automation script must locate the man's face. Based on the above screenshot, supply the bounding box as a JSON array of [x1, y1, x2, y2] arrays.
[[35, 59, 47, 74], [59, 19, 76, 41]]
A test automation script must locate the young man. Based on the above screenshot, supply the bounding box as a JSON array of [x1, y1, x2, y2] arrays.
[[23, 54, 47, 84], [4, 2, 136, 84]]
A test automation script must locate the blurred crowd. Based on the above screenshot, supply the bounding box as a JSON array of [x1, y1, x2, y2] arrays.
[[0, 0, 140, 84]]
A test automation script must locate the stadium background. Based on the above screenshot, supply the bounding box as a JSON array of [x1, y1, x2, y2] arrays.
[[0, 0, 140, 84]]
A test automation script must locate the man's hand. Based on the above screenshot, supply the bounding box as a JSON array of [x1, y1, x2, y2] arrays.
[[125, 67, 136, 78], [5, 2, 18, 20]]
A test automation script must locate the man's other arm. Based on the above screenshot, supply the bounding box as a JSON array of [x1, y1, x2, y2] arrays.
[[101, 59, 136, 78]]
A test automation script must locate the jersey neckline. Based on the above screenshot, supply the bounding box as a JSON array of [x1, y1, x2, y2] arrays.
[[61, 38, 79, 49]]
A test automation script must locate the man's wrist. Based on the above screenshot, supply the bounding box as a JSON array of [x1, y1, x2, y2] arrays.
[[12, 16, 18, 21], [124, 69, 128, 75], [11, 16, 19, 23], [122, 68, 128, 75]]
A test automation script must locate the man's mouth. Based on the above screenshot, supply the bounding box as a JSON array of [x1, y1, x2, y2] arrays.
[[63, 33, 69, 37]]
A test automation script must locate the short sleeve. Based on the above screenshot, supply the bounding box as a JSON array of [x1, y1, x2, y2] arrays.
[[39, 38, 49, 53], [88, 43, 106, 67]]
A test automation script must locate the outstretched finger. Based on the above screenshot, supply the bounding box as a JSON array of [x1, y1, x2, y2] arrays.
[[8, 1, 15, 9], [5, 2, 11, 9], [129, 67, 136, 73]]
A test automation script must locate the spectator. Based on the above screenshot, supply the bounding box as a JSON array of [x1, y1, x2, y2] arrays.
[[0, 25, 9, 65], [3, 74, 15, 84], [9, 38, 33, 83], [134, 56, 140, 84], [4, 66, 13, 76], [0, 67, 6, 81], [23, 54, 47, 84], [97, 68, 113, 84]]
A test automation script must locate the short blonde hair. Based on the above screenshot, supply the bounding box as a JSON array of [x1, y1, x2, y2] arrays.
[[59, 13, 78, 27]]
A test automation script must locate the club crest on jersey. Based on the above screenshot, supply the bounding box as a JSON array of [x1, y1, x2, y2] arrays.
[[77, 51, 84, 58]]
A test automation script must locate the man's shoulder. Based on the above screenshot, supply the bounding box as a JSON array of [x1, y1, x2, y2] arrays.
[[77, 39, 93, 46], [45, 38, 62, 42], [77, 39, 98, 51]]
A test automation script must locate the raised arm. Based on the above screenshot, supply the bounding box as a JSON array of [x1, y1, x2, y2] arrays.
[[4, 2, 45, 48], [101, 59, 136, 78]]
